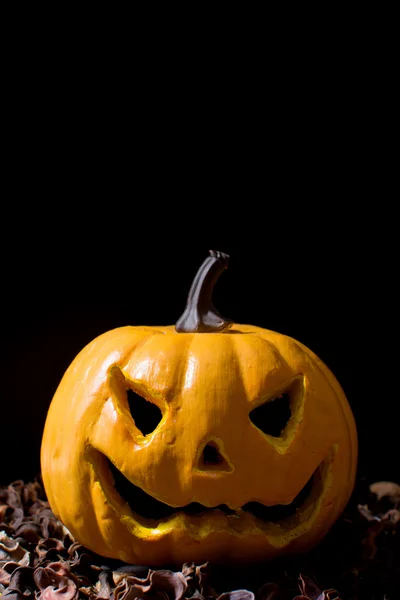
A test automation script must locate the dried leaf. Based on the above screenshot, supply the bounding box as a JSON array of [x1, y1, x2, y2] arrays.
[[195, 563, 218, 598], [35, 539, 66, 561], [9, 508, 25, 531], [0, 532, 28, 562], [112, 565, 150, 586], [217, 591, 254, 600], [298, 574, 323, 599], [2, 566, 35, 600], [113, 576, 146, 600], [150, 570, 187, 600], [357, 504, 380, 522], [4, 487, 22, 510], [95, 570, 114, 600], [78, 585, 94, 597], [381, 508, 400, 524], [0, 562, 21, 586], [14, 522, 41, 544], [34, 564, 79, 600], [0, 504, 12, 521], [370, 481, 400, 504]]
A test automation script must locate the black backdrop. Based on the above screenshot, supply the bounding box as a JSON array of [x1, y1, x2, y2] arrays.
[[1, 242, 397, 487]]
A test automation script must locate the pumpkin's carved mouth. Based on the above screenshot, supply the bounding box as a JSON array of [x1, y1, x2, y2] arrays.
[[106, 456, 319, 525]]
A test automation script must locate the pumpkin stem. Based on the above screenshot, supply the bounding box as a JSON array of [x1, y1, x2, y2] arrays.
[[175, 250, 232, 333]]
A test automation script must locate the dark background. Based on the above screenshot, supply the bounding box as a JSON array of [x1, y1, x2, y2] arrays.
[[1, 36, 396, 489], [1, 240, 397, 487]]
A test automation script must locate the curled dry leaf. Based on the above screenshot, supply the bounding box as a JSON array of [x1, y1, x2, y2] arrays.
[[298, 574, 324, 599], [297, 574, 340, 600], [151, 570, 188, 600], [2, 566, 35, 600], [34, 563, 79, 600], [0, 532, 28, 562], [112, 565, 150, 586], [357, 504, 380, 522], [381, 508, 400, 524], [113, 569, 188, 600], [369, 481, 400, 504], [0, 504, 12, 521], [36, 538, 66, 561], [1, 562, 21, 585], [95, 570, 114, 600], [217, 590, 255, 600], [13, 522, 42, 544], [4, 486, 23, 510], [113, 575, 150, 600]]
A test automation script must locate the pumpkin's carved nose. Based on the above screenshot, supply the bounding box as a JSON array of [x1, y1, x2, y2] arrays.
[[197, 440, 233, 473]]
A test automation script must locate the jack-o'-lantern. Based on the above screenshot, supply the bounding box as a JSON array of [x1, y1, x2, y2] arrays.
[[41, 251, 357, 566]]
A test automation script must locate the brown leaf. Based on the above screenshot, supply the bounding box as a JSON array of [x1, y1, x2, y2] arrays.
[[14, 522, 42, 544], [322, 590, 341, 600], [370, 481, 400, 504], [0, 504, 13, 521], [357, 503, 381, 522], [298, 574, 324, 599], [0, 532, 21, 553], [112, 565, 150, 585], [150, 570, 187, 600], [34, 564, 79, 600], [113, 576, 147, 600], [1, 588, 24, 600], [194, 563, 218, 598], [297, 575, 341, 600], [2, 566, 35, 600], [9, 508, 25, 531], [217, 591, 255, 600], [0, 562, 21, 586], [65, 543, 95, 577], [23, 482, 45, 507], [4, 486, 23, 510], [381, 508, 400, 524], [113, 570, 187, 600], [35, 539, 66, 561], [29, 503, 53, 519], [78, 585, 94, 597], [181, 562, 196, 583], [95, 570, 114, 600], [0, 532, 28, 562]]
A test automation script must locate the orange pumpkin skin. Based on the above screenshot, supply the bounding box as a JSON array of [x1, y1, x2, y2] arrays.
[[40, 323, 357, 565]]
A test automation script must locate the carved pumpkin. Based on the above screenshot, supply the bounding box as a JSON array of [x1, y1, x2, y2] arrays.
[[41, 251, 357, 566]]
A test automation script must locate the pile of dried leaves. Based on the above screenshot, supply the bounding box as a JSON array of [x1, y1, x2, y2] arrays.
[[0, 478, 399, 600]]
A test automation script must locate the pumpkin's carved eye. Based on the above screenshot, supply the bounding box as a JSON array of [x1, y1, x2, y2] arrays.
[[127, 389, 162, 435], [250, 391, 292, 437]]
